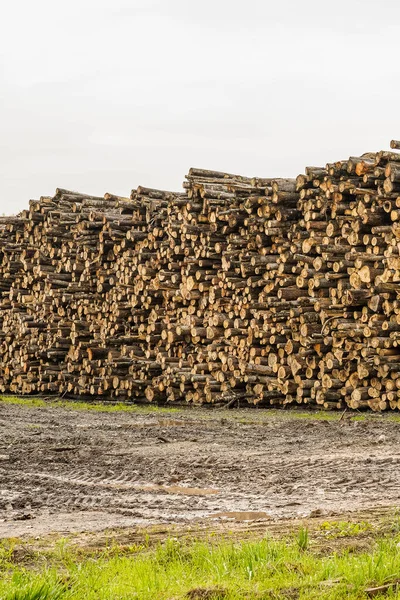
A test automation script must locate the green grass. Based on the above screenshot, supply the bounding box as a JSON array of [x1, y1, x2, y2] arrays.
[[3, 531, 400, 599], [0, 395, 178, 414], [4, 394, 400, 428], [0, 395, 340, 421], [319, 520, 373, 539]]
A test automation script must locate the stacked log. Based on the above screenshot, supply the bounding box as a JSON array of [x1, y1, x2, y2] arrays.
[[286, 143, 400, 410], [146, 169, 300, 405], [0, 189, 172, 399], [1, 140, 400, 409]]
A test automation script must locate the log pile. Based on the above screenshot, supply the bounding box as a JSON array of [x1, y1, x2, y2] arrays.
[[289, 141, 400, 410], [1, 140, 400, 410]]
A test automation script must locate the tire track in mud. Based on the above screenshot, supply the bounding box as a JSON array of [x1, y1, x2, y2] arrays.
[[2, 403, 400, 534], [25, 470, 219, 495], [3, 449, 399, 524]]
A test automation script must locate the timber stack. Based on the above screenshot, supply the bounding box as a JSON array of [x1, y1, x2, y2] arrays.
[[1, 140, 400, 410]]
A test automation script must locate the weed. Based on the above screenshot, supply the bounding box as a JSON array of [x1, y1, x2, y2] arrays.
[[320, 521, 373, 539], [1, 581, 66, 600], [5, 533, 400, 599], [296, 527, 309, 551]]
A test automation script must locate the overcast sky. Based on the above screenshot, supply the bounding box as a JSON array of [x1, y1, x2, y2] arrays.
[[1, 0, 399, 213]]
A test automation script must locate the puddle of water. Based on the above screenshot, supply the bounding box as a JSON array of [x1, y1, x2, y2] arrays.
[[210, 511, 269, 521]]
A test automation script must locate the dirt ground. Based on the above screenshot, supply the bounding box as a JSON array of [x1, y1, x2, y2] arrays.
[[0, 401, 399, 540]]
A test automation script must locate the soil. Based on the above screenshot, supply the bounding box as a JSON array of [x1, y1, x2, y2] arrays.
[[0, 402, 399, 539]]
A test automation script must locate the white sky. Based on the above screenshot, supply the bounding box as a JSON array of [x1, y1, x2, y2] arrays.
[[1, 0, 399, 213]]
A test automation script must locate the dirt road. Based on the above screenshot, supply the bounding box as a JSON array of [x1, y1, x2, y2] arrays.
[[0, 401, 398, 538]]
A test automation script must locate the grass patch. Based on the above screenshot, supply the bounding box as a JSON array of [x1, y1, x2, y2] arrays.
[[0, 395, 178, 414], [0, 396, 341, 421], [0, 396, 359, 422], [3, 394, 400, 426], [3, 530, 400, 599], [319, 521, 373, 539]]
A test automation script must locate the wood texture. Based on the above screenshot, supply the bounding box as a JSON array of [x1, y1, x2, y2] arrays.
[[1, 142, 400, 410]]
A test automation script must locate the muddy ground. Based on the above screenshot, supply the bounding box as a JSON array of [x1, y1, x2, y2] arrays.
[[0, 401, 399, 539]]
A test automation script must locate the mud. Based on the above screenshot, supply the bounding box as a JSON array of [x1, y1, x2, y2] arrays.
[[0, 403, 399, 538]]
